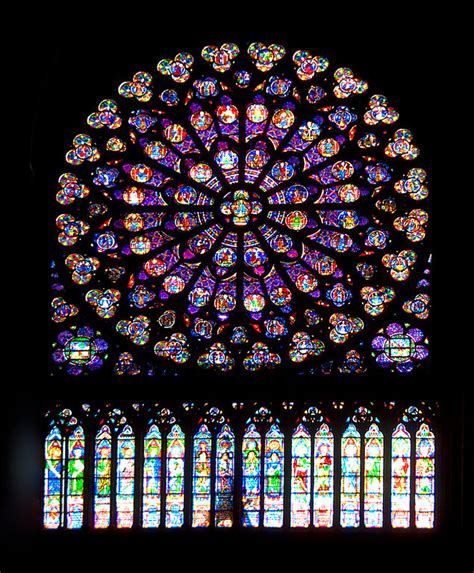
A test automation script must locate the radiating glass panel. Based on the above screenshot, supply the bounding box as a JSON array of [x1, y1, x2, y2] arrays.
[[242, 423, 261, 527], [415, 423, 435, 528], [264, 424, 284, 527], [364, 423, 383, 527], [116, 425, 135, 528], [66, 426, 85, 529], [291, 423, 311, 527], [44, 426, 63, 529], [94, 425, 112, 528], [391, 423, 411, 528], [215, 424, 234, 527], [142, 424, 162, 528], [165, 424, 185, 528], [341, 423, 361, 527], [314, 423, 334, 527], [192, 424, 212, 527]]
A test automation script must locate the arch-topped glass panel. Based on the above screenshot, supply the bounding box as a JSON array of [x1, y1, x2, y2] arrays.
[[364, 423, 383, 527], [264, 423, 285, 527], [142, 424, 162, 528], [192, 424, 212, 527], [43, 426, 63, 529], [116, 425, 135, 528], [340, 423, 361, 527], [291, 423, 311, 527], [93, 425, 112, 528], [66, 426, 85, 529], [215, 424, 235, 527], [242, 423, 261, 527], [314, 423, 334, 527], [415, 423, 435, 528], [165, 424, 185, 527], [391, 423, 411, 528]]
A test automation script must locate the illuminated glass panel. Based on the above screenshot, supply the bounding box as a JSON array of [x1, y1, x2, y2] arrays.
[[291, 423, 311, 527], [43, 426, 63, 529], [93, 425, 112, 528], [165, 424, 185, 527], [314, 423, 334, 527], [264, 424, 285, 527], [51, 44, 430, 379], [415, 423, 435, 528], [391, 423, 411, 528], [364, 423, 384, 527], [66, 426, 85, 529], [341, 423, 361, 527], [215, 424, 235, 527], [192, 424, 212, 527], [116, 425, 135, 528], [142, 424, 162, 528], [242, 423, 261, 527]]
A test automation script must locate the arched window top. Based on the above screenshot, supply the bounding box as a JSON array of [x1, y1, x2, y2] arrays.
[[49, 42, 430, 379]]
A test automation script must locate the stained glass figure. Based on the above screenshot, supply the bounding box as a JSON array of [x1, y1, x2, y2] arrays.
[[291, 424, 311, 527], [391, 423, 411, 528], [116, 425, 135, 528], [142, 424, 162, 527], [43, 426, 63, 528], [165, 424, 185, 527], [264, 424, 285, 527], [242, 423, 261, 527], [340, 423, 361, 527], [50, 43, 430, 376], [415, 423, 435, 528], [192, 424, 212, 527], [313, 423, 334, 527], [93, 425, 112, 528], [215, 424, 235, 527], [364, 423, 383, 527], [66, 426, 85, 529]]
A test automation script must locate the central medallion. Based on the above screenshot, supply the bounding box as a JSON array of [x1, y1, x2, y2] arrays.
[[220, 190, 263, 226]]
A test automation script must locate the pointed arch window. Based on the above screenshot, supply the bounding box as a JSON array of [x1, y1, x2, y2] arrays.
[[165, 424, 185, 527], [340, 423, 361, 527], [391, 423, 411, 528], [290, 420, 334, 527], [215, 424, 235, 527], [43, 410, 85, 530], [364, 423, 384, 527], [242, 423, 261, 527], [116, 425, 135, 528], [415, 423, 435, 528], [142, 424, 162, 528], [192, 424, 212, 527], [263, 424, 285, 527], [93, 425, 113, 528]]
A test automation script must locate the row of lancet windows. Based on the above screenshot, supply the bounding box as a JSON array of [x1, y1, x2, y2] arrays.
[[44, 405, 435, 530]]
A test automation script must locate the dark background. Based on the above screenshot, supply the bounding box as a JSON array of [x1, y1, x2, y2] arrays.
[[3, 7, 470, 572]]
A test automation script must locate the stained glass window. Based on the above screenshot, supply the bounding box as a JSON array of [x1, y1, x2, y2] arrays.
[[215, 424, 235, 527], [66, 426, 85, 529], [242, 423, 261, 527], [93, 425, 112, 528], [165, 424, 185, 527], [313, 423, 334, 527], [42, 402, 436, 530], [142, 424, 162, 528], [340, 423, 361, 527], [264, 424, 285, 527], [415, 423, 435, 528], [391, 423, 411, 528], [116, 425, 135, 528], [291, 424, 311, 527], [364, 423, 383, 527], [50, 42, 430, 377], [43, 426, 63, 529], [192, 424, 212, 527]]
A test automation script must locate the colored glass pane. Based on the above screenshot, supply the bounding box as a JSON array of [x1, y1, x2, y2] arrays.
[[341, 423, 361, 527], [142, 424, 162, 528], [165, 424, 185, 527], [242, 424, 261, 527]]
